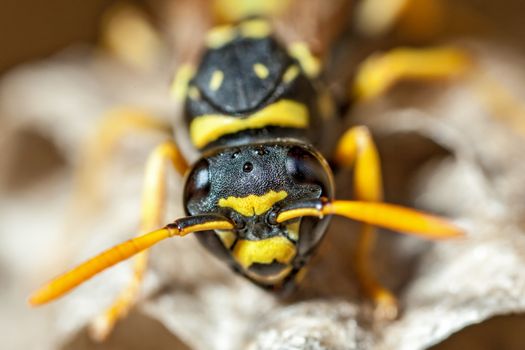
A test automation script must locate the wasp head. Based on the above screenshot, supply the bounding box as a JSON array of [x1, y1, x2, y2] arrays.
[[183, 142, 334, 285]]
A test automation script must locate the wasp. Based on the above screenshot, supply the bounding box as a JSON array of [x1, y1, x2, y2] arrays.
[[29, 2, 464, 341]]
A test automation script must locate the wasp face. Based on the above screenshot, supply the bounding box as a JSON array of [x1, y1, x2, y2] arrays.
[[183, 142, 334, 285]]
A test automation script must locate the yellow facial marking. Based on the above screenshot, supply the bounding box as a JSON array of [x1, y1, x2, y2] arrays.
[[188, 86, 201, 100], [190, 99, 309, 148], [288, 42, 321, 78], [253, 63, 269, 79], [209, 70, 224, 91], [216, 230, 236, 249], [206, 25, 236, 48], [233, 236, 296, 269], [240, 19, 272, 39], [283, 65, 300, 83], [170, 64, 195, 101], [219, 190, 288, 217]]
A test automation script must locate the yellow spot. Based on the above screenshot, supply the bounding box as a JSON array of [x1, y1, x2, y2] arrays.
[[170, 64, 195, 101], [206, 25, 236, 48], [353, 46, 470, 101], [209, 70, 224, 91], [288, 42, 321, 78], [219, 190, 288, 217], [240, 19, 272, 39], [216, 230, 236, 249], [283, 65, 300, 83], [190, 99, 309, 148], [188, 86, 200, 100], [233, 236, 296, 269], [253, 63, 269, 79]]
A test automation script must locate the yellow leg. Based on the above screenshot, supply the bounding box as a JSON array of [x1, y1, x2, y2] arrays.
[[89, 140, 188, 341], [352, 45, 525, 137], [334, 126, 398, 320], [100, 3, 164, 71], [352, 46, 471, 102]]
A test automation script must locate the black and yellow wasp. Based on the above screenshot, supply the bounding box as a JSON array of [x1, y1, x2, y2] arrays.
[[30, 0, 464, 341]]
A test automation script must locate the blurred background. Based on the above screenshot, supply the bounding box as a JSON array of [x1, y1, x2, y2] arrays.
[[0, 0, 111, 74], [2, 0, 525, 349]]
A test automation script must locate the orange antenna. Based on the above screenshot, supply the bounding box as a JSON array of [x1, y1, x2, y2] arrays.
[[276, 199, 464, 240], [30, 216, 234, 306]]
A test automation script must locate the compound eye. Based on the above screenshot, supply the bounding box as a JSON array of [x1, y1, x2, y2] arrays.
[[286, 146, 330, 196], [185, 158, 210, 201]]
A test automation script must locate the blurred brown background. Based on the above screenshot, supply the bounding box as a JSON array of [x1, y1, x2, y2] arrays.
[[3, 0, 525, 74], [0, 0, 121, 74]]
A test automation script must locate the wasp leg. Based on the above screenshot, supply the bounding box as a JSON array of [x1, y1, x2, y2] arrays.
[[353, 44, 525, 138], [101, 3, 164, 70], [353, 46, 471, 102], [275, 202, 463, 320], [89, 140, 188, 341], [333, 125, 399, 320]]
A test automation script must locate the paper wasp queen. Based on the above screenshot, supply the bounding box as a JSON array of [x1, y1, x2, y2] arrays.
[[30, 9, 464, 340]]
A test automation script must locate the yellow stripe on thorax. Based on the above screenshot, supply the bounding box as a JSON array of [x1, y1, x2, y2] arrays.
[[190, 99, 309, 148], [205, 19, 272, 49], [206, 24, 237, 48], [240, 19, 272, 39], [213, 0, 291, 23], [219, 190, 288, 217], [233, 236, 296, 269]]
